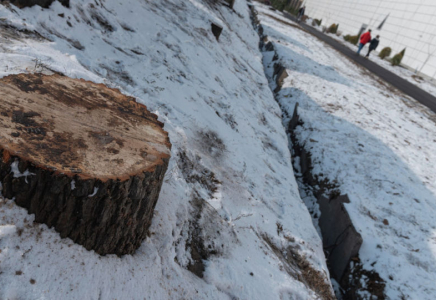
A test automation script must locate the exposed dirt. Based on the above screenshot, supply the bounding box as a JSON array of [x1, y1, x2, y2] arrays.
[[265, 14, 303, 30], [262, 234, 336, 300], [0, 19, 48, 44], [185, 195, 210, 278], [40, 22, 84, 50], [175, 150, 236, 278], [341, 258, 386, 299], [176, 193, 236, 279], [198, 130, 226, 159], [177, 151, 221, 197], [411, 74, 424, 83], [89, 7, 114, 32]]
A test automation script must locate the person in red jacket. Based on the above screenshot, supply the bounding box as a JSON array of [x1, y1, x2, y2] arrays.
[[357, 29, 372, 55]]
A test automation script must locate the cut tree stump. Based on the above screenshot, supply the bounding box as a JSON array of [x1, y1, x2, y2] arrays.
[[0, 73, 171, 256], [4, 0, 70, 8], [211, 23, 223, 41]]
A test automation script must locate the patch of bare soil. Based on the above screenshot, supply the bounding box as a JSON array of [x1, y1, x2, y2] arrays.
[[89, 5, 114, 32], [40, 22, 84, 50], [177, 151, 221, 197], [175, 150, 235, 278], [176, 193, 237, 278], [411, 74, 424, 83], [341, 258, 386, 300], [265, 13, 303, 31], [262, 234, 336, 300], [185, 195, 212, 278], [198, 130, 226, 160], [0, 19, 48, 45]]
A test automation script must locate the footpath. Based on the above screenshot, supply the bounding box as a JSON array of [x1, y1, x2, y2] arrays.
[[284, 12, 436, 114]]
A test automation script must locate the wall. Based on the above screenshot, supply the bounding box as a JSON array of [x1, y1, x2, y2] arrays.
[[304, 0, 436, 78]]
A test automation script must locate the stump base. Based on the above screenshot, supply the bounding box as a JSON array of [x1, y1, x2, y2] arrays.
[[0, 74, 171, 256]]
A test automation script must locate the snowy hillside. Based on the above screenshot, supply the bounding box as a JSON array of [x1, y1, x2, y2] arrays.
[[255, 3, 436, 299], [0, 0, 333, 299]]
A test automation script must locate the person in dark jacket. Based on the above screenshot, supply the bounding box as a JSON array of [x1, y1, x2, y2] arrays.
[[297, 6, 305, 22], [365, 35, 380, 58]]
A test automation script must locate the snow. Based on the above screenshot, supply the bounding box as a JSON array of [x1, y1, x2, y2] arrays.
[[88, 187, 98, 198], [70, 180, 76, 191], [0, 0, 331, 299], [255, 3, 436, 299], [10, 161, 35, 183]]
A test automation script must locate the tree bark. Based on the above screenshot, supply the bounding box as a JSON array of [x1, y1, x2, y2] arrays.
[[0, 73, 171, 256]]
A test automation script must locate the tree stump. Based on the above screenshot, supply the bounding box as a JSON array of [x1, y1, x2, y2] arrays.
[[5, 0, 70, 9], [211, 23, 223, 41], [0, 73, 171, 256]]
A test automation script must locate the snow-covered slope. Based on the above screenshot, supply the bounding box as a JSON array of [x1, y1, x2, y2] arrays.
[[0, 0, 333, 299], [255, 3, 436, 299]]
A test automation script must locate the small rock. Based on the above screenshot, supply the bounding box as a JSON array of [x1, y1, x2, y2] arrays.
[[351, 256, 360, 261], [383, 219, 389, 226], [30, 279, 36, 284], [15, 271, 22, 275]]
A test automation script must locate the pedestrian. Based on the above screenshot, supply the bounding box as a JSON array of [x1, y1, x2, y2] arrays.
[[297, 6, 305, 22], [357, 29, 372, 55], [365, 35, 380, 58]]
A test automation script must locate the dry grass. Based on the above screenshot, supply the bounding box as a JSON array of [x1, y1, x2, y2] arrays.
[[261, 234, 336, 300], [341, 258, 386, 299]]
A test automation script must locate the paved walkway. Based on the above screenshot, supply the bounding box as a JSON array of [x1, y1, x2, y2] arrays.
[[284, 12, 436, 114]]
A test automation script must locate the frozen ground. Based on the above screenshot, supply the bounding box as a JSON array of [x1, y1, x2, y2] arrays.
[[305, 18, 436, 98], [0, 0, 334, 299], [255, 2, 436, 299]]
